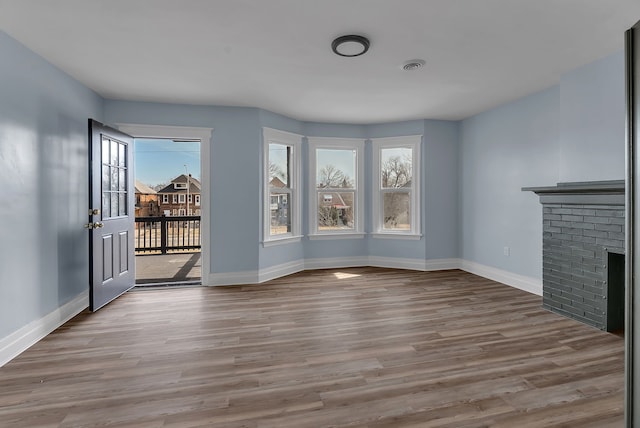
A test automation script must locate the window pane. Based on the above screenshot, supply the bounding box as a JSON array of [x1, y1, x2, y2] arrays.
[[381, 147, 412, 188], [317, 191, 354, 230], [316, 149, 355, 189], [383, 192, 411, 230], [269, 143, 289, 188], [270, 191, 291, 235]]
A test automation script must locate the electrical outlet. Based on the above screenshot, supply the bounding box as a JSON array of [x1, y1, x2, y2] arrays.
[[503, 246, 510, 256]]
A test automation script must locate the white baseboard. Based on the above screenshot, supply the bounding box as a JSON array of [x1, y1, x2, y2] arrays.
[[304, 257, 369, 270], [258, 259, 305, 283], [425, 258, 462, 271], [0, 290, 88, 368], [367, 256, 462, 271], [207, 257, 541, 297], [208, 270, 259, 286], [368, 256, 427, 270], [460, 260, 542, 296]]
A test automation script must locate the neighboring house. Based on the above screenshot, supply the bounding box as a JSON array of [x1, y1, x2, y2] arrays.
[[134, 180, 160, 217], [269, 177, 289, 228], [156, 174, 201, 216], [318, 191, 353, 228]]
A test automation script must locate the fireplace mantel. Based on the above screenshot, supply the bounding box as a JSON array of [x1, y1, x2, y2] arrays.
[[523, 180, 624, 205]]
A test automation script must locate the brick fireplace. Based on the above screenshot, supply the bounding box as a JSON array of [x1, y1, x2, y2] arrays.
[[524, 181, 625, 332]]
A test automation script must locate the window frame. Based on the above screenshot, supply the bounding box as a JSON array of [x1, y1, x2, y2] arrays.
[[308, 137, 365, 239], [195, 194, 201, 206], [371, 135, 422, 239], [262, 127, 303, 246], [162, 194, 168, 204]]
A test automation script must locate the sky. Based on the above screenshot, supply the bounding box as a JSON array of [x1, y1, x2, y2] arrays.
[[134, 138, 200, 187], [316, 149, 356, 183]]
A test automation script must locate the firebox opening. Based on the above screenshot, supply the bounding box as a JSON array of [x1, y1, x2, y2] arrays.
[[606, 251, 625, 335]]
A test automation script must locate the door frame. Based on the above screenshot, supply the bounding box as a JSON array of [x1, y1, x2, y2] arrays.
[[116, 123, 212, 285]]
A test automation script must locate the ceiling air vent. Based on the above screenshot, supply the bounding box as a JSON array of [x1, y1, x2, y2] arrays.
[[402, 59, 426, 71]]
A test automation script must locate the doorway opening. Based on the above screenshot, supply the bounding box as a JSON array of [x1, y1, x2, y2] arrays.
[[134, 137, 202, 286]]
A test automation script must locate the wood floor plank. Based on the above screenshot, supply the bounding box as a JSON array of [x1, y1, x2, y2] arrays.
[[0, 267, 624, 427]]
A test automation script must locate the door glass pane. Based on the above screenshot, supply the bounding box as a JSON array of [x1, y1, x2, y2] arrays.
[[119, 193, 126, 216], [102, 192, 110, 217], [383, 192, 411, 230], [316, 149, 356, 189], [110, 166, 118, 191], [102, 165, 110, 192], [118, 143, 126, 167], [118, 169, 126, 191], [102, 137, 110, 164], [269, 191, 291, 235], [381, 147, 412, 188], [317, 191, 354, 231], [110, 140, 119, 166], [111, 193, 119, 218]]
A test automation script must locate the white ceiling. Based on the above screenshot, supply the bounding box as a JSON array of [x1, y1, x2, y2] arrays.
[[1, 0, 640, 124]]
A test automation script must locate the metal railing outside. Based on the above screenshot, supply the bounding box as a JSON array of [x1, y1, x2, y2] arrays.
[[135, 216, 201, 254]]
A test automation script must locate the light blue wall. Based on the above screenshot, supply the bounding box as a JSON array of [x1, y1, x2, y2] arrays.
[[460, 87, 561, 279], [559, 51, 625, 182], [0, 32, 104, 338], [423, 120, 460, 260], [460, 50, 624, 280]]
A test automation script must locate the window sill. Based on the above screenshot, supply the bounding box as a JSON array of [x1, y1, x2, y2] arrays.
[[262, 235, 303, 247], [371, 233, 422, 240], [308, 233, 366, 240]]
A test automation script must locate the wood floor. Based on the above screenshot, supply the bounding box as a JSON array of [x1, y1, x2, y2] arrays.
[[0, 268, 624, 427]]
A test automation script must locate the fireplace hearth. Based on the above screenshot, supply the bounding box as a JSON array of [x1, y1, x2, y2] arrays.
[[524, 180, 625, 332]]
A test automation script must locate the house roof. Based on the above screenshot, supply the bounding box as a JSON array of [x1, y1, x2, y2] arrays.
[[1, 1, 638, 123], [134, 180, 156, 195], [157, 174, 202, 194], [269, 177, 286, 188]]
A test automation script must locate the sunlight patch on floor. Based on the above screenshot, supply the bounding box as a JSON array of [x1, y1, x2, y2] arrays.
[[333, 272, 361, 279]]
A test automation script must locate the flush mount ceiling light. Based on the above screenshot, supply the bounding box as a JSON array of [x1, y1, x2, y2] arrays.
[[331, 35, 370, 57], [401, 59, 426, 71]]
